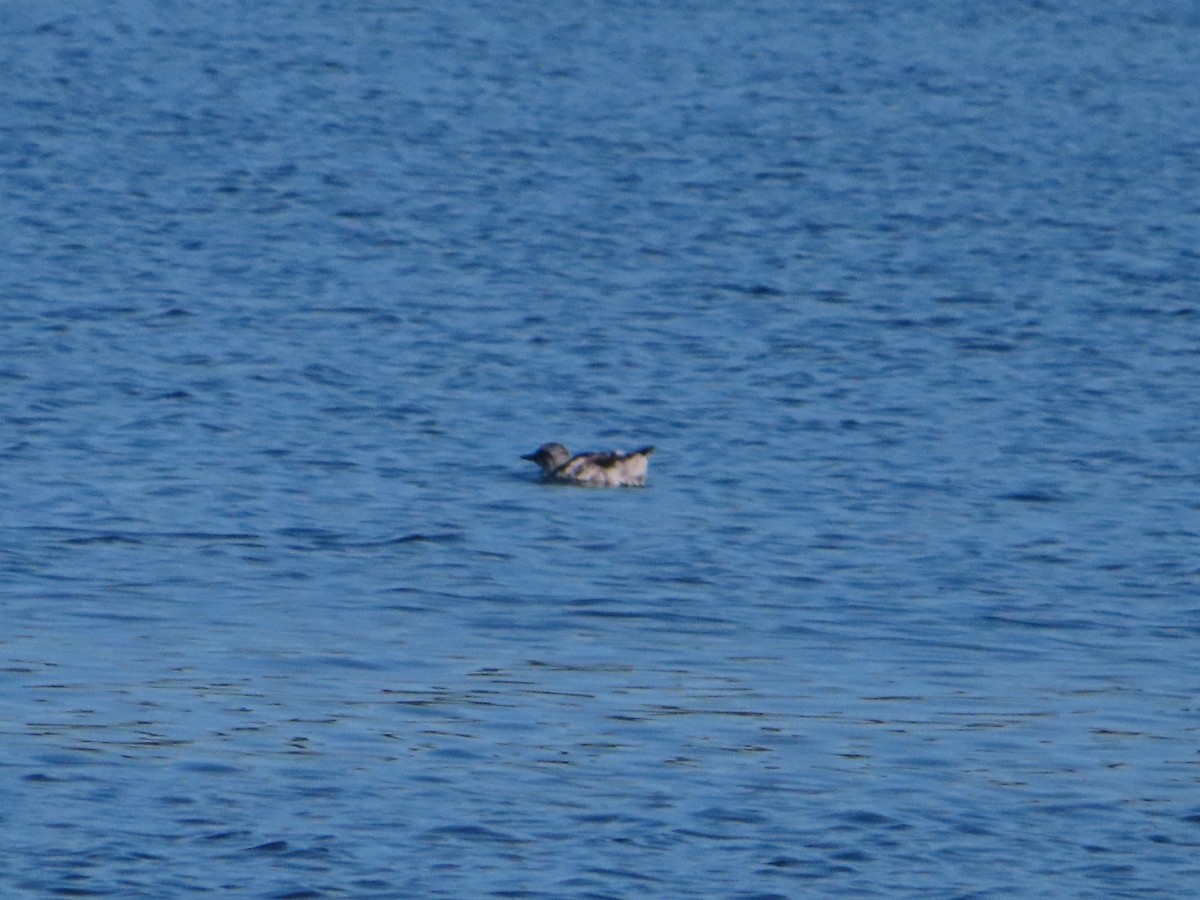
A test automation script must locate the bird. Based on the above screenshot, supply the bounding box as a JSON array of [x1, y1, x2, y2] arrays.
[[521, 442, 655, 487]]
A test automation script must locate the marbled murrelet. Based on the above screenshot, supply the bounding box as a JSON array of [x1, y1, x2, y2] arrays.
[[521, 443, 655, 487]]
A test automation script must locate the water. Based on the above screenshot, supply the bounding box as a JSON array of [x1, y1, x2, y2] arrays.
[[3, 0, 1199, 896]]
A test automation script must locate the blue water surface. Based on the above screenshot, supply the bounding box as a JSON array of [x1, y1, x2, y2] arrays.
[[3, 1, 1199, 897]]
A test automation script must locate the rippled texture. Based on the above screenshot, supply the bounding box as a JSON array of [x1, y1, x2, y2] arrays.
[[3, 1, 1200, 896]]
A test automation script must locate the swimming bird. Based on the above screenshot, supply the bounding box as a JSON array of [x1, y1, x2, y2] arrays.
[[521, 443, 655, 487]]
